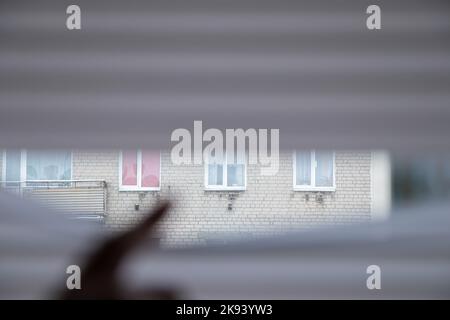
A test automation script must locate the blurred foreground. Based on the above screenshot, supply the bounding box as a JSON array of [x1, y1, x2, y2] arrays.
[[1, 190, 449, 299]]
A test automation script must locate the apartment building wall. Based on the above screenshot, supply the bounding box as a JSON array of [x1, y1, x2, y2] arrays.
[[72, 150, 372, 247]]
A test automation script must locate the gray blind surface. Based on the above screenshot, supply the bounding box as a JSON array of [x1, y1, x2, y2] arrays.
[[1, 1, 450, 299], [0, 0, 449, 150], [1, 191, 450, 299]]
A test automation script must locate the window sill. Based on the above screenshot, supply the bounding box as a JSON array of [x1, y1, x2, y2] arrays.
[[293, 186, 336, 192], [119, 187, 160, 192], [204, 187, 246, 192]]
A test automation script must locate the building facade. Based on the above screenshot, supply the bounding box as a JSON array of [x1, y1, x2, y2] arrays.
[[0, 149, 376, 247]]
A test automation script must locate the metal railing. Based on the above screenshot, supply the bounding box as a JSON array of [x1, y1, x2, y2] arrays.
[[1, 179, 106, 188], [0, 180, 107, 221]]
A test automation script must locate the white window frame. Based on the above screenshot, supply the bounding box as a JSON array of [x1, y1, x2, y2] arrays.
[[204, 153, 247, 191], [293, 150, 336, 192], [2, 149, 73, 185], [119, 150, 161, 191]]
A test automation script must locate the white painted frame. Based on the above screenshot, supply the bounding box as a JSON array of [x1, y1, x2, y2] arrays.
[[293, 150, 336, 192], [2, 149, 73, 185], [204, 153, 247, 191], [119, 150, 161, 192]]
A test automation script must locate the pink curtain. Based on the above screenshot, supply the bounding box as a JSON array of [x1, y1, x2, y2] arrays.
[[122, 150, 137, 186], [141, 151, 160, 187]]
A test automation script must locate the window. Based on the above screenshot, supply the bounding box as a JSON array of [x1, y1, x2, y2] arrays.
[[293, 150, 335, 191], [205, 152, 246, 190], [119, 150, 160, 191], [2, 150, 72, 186]]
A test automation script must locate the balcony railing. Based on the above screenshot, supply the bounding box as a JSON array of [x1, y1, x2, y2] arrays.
[[0, 180, 107, 221]]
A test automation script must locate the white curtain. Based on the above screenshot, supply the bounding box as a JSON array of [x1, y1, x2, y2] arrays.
[[296, 151, 311, 185], [26, 150, 71, 181], [315, 151, 333, 187], [5, 150, 21, 187], [5, 150, 21, 182], [208, 164, 223, 186]]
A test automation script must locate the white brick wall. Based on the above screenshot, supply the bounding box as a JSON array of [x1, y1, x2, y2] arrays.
[[72, 150, 372, 247]]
